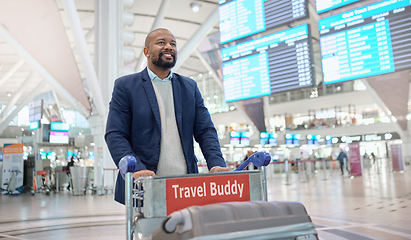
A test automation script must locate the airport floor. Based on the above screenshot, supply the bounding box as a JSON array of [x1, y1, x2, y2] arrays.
[[1, 159, 410, 240]]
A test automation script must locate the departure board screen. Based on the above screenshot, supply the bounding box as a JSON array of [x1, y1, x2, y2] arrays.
[[316, 0, 361, 14], [319, 0, 411, 84], [219, 0, 308, 44], [221, 24, 315, 102]]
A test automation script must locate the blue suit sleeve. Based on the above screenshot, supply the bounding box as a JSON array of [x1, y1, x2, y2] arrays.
[[105, 78, 147, 171]]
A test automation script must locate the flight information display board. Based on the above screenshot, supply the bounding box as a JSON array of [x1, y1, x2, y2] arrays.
[[319, 0, 411, 84], [222, 24, 314, 102], [219, 0, 308, 44], [316, 0, 361, 14]]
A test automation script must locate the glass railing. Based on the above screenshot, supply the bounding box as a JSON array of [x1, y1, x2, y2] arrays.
[[202, 79, 364, 115]]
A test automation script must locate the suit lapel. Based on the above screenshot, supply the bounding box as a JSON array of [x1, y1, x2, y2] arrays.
[[172, 75, 183, 133], [141, 69, 161, 129]]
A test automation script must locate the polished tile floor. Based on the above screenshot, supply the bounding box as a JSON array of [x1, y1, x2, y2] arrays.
[[1, 159, 410, 240]]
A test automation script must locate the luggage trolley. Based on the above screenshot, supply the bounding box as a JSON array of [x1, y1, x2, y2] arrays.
[[125, 152, 318, 239], [125, 170, 267, 240]]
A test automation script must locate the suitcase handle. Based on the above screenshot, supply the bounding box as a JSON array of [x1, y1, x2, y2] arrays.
[[234, 151, 271, 171], [163, 209, 190, 233]]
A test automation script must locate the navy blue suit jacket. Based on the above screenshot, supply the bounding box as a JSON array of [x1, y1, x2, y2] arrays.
[[105, 68, 226, 204]]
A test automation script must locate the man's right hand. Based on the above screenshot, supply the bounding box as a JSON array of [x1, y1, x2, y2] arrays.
[[209, 166, 230, 173], [132, 170, 155, 179]]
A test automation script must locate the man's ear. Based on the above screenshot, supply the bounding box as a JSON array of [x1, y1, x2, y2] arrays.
[[143, 47, 149, 58]]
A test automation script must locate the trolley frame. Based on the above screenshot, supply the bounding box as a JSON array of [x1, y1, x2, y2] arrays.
[[125, 169, 267, 240]]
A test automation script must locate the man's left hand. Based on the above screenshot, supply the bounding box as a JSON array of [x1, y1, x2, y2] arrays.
[[209, 166, 230, 173]]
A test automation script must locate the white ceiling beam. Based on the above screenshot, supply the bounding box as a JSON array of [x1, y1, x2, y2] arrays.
[[0, 80, 46, 135], [1, 71, 34, 120], [0, 59, 25, 87], [193, 49, 223, 90], [0, 24, 89, 117], [362, 79, 404, 137], [51, 89, 64, 121], [173, 7, 219, 71], [73, 27, 94, 52], [62, 0, 106, 116], [136, 0, 171, 72]]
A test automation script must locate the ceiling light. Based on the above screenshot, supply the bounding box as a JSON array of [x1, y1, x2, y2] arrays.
[[190, 2, 201, 13]]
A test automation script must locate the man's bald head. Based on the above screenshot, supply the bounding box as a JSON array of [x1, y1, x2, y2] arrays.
[[145, 28, 174, 48]]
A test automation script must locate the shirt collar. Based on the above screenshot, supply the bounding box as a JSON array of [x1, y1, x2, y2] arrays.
[[147, 67, 173, 82]]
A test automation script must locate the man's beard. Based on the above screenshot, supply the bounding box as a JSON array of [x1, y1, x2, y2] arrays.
[[152, 51, 176, 68]]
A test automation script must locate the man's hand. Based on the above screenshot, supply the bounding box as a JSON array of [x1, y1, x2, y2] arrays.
[[132, 170, 156, 179], [209, 166, 230, 173]]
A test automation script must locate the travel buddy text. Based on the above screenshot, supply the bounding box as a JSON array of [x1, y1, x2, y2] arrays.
[[171, 180, 244, 199]]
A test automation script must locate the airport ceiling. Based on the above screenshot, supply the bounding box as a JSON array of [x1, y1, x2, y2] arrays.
[[1, 0, 234, 118], [0, 0, 402, 123]]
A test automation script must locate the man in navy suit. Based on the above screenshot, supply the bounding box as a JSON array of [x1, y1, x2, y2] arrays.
[[105, 28, 229, 204]]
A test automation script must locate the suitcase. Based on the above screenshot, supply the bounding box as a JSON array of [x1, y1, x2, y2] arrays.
[[152, 201, 318, 240]]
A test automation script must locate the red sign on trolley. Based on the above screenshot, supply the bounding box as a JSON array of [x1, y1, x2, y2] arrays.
[[166, 174, 250, 215]]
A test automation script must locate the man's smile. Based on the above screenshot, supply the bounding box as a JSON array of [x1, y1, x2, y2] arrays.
[[160, 51, 174, 59]]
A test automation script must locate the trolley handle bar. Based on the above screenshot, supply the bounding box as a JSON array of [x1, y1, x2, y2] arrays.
[[234, 151, 271, 171]]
